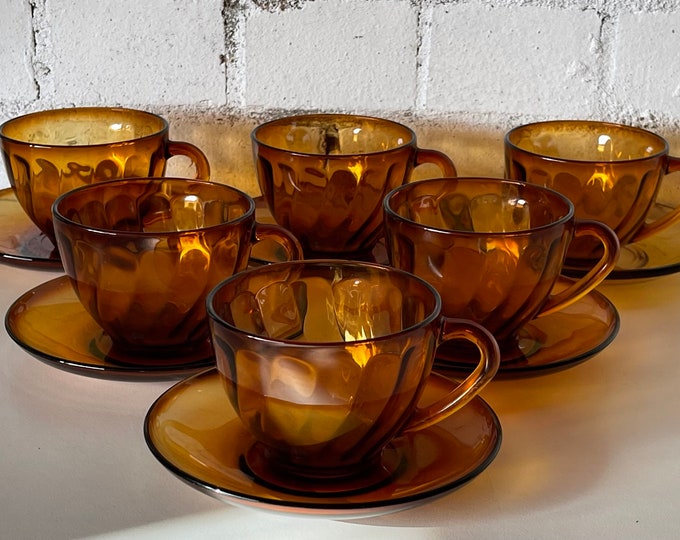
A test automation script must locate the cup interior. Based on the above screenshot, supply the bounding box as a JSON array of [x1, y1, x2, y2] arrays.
[[209, 261, 439, 343], [252, 114, 415, 155], [507, 120, 667, 162], [54, 178, 253, 233], [386, 177, 572, 234], [0, 107, 167, 146]]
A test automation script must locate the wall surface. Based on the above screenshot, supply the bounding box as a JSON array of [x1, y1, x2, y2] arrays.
[[1, 0, 680, 194]]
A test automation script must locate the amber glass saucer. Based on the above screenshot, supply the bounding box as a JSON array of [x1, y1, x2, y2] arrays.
[[0, 188, 61, 268], [435, 277, 620, 377], [144, 368, 502, 519], [5, 276, 214, 380], [562, 202, 680, 280]]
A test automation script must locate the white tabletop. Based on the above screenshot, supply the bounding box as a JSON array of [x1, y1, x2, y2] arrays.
[[1, 260, 679, 539]]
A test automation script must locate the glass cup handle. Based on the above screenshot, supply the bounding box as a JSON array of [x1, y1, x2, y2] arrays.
[[251, 223, 304, 262], [402, 318, 500, 434], [630, 154, 680, 243], [164, 140, 211, 179], [538, 219, 620, 317], [414, 148, 458, 177]]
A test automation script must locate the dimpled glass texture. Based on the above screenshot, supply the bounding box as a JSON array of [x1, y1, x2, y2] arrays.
[[505, 120, 670, 261], [53, 178, 254, 357], [0, 107, 204, 243], [208, 261, 439, 476], [384, 178, 578, 345], [207, 257, 504, 494], [252, 114, 444, 254]]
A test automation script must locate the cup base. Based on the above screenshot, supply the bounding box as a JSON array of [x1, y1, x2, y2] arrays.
[[438, 336, 529, 364], [302, 240, 387, 263], [92, 334, 214, 367], [241, 441, 405, 497], [563, 234, 609, 268]]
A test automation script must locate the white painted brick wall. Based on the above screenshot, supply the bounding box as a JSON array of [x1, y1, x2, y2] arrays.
[[427, 5, 603, 117], [245, 0, 418, 111], [1, 0, 679, 193], [614, 11, 680, 122], [1, 2, 37, 104], [48, 0, 226, 107]]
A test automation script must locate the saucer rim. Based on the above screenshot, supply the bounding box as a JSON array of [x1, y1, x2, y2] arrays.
[[435, 277, 620, 378], [5, 275, 214, 380], [562, 201, 680, 280], [143, 368, 503, 516], [563, 260, 680, 280]]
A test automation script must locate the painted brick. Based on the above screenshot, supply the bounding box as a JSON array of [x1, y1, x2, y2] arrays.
[[427, 4, 602, 117], [47, 0, 226, 106], [613, 12, 680, 120], [245, 0, 418, 112], [0, 2, 38, 106], [1, 0, 680, 192]]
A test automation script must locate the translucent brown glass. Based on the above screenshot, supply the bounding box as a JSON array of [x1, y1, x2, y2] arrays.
[[53, 178, 301, 363], [0, 107, 210, 244], [383, 178, 619, 350], [505, 120, 680, 264], [252, 114, 456, 255], [207, 260, 499, 493], [144, 368, 502, 516]]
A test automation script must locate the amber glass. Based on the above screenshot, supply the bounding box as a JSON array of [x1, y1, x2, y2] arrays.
[[52, 178, 301, 363], [207, 260, 499, 493], [252, 114, 457, 255], [0, 107, 211, 243], [505, 120, 680, 264], [384, 178, 619, 349], [144, 368, 502, 516]]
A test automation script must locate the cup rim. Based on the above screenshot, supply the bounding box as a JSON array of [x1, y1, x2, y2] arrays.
[[504, 119, 670, 163], [206, 259, 443, 346], [0, 106, 170, 148], [251, 113, 417, 156], [383, 177, 575, 235], [52, 177, 255, 236]]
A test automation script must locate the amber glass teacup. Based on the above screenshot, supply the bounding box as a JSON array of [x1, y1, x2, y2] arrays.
[[207, 260, 499, 493], [505, 120, 680, 266], [1, 107, 210, 244], [251, 114, 456, 256], [52, 178, 301, 364], [383, 178, 619, 357]]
